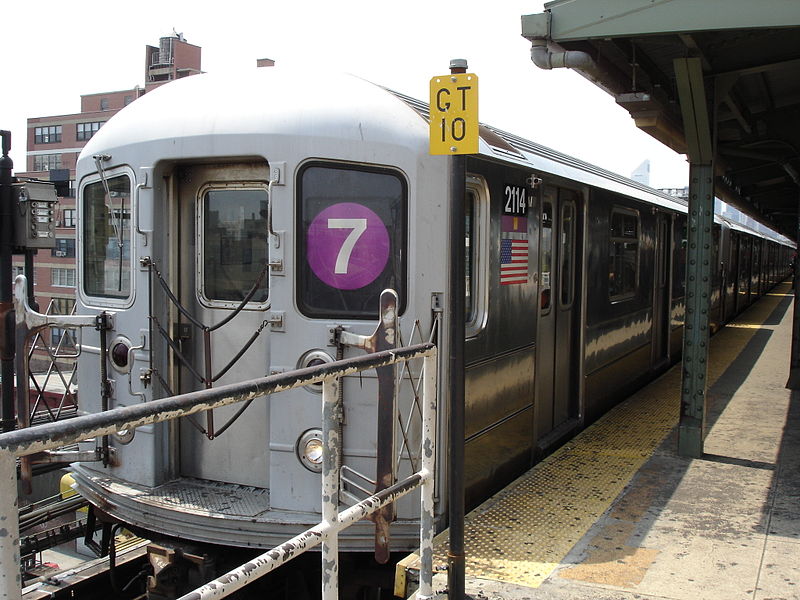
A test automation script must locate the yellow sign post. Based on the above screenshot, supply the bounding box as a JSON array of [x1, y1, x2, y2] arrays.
[[429, 73, 479, 155]]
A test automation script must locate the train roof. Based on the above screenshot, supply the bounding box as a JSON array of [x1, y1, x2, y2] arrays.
[[385, 88, 689, 214], [79, 68, 684, 212], [78, 68, 789, 246]]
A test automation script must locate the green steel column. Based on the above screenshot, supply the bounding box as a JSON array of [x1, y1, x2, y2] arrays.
[[678, 165, 714, 457]]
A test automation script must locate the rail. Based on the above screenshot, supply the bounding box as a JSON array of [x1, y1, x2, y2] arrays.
[[0, 342, 438, 600]]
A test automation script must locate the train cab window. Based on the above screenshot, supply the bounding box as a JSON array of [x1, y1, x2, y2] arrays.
[[609, 207, 639, 301], [200, 187, 269, 305], [82, 174, 132, 299], [297, 163, 407, 319]]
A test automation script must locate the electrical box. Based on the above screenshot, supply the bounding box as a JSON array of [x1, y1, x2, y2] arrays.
[[12, 181, 59, 249]]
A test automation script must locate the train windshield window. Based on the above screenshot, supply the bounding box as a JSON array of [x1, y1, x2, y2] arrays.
[[297, 163, 407, 319], [201, 188, 269, 304], [609, 207, 639, 300], [82, 174, 132, 299]]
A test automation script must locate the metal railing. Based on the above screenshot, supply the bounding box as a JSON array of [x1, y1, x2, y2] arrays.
[[0, 342, 437, 600]]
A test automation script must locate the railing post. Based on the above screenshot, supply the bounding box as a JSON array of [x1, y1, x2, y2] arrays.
[[418, 352, 438, 600], [322, 377, 341, 600], [0, 451, 21, 600]]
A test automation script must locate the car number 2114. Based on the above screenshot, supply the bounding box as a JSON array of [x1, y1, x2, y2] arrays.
[[504, 185, 527, 216]]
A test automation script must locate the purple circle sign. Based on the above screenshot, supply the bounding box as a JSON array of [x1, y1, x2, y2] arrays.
[[307, 202, 390, 290]]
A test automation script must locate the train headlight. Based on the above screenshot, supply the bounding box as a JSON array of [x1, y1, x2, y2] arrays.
[[110, 336, 132, 374], [296, 428, 324, 473], [297, 350, 334, 393]]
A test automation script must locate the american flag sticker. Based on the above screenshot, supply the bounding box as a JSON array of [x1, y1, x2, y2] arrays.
[[500, 238, 529, 285]]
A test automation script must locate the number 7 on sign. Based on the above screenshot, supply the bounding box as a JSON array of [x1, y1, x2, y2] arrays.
[[328, 218, 367, 274]]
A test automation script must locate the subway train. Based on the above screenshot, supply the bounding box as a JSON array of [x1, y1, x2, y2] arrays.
[[66, 67, 792, 578]]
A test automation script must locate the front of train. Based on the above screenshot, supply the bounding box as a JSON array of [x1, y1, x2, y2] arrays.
[[70, 67, 448, 561]]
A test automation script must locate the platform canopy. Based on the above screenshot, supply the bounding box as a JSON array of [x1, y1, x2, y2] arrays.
[[522, 0, 800, 239]]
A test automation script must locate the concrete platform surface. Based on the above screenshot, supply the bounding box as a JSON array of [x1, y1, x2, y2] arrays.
[[421, 285, 799, 600]]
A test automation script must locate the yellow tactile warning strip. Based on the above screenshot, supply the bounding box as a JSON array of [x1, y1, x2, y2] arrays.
[[401, 281, 792, 593]]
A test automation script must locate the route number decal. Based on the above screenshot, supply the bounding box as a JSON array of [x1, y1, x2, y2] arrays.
[[328, 218, 368, 274], [307, 203, 390, 290]]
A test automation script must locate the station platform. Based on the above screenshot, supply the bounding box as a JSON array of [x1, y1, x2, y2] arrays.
[[397, 280, 799, 600]]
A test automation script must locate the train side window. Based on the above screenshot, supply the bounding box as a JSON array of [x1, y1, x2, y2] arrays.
[[200, 187, 269, 305], [560, 199, 576, 308], [82, 174, 132, 299], [609, 207, 639, 301], [465, 178, 489, 336], [465, 191, 476, 321], [297, 163, 407, 319], [539, 192, 555, 313]]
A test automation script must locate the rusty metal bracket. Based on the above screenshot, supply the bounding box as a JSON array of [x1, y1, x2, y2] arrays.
[[335, 289, 399, 564]]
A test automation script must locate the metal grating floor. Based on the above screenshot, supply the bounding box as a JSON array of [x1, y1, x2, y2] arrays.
[[409, 284, 788, 590], [103, 477, 271, 519]]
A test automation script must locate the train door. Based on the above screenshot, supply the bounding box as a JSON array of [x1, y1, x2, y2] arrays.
[[651, 213, 672, 367], [172, 162, 271, 487], [536, 186, 581, 443]]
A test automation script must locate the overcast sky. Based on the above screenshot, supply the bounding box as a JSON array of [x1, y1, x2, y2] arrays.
[[2, 1, 688, 188]]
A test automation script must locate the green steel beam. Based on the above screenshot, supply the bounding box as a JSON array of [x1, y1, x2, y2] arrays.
[[523, 0, 800, 42], [673, 55, 714, 458], [674, 58, 713, 165], [679, 165, 714, 457]]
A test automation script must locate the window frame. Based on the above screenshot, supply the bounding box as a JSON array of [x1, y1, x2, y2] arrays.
[[51, 267, 76, 288], [559, 197, 577, 310], [33, 154, 62, 171], [51, 238, 76, 258], [62, 208, 76, 228], [196, 182, 271, 310], [35, 125, 62, 144], [608, 205, 640, 302], [295, 160, 408, 320], [465, 176, 490, 337], [539, 190, 555, 315], [78, 166, 136, 308], [77, 121, 105, 141]]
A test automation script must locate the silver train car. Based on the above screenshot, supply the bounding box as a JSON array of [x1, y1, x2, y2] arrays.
[[70, 68, 793, 562]]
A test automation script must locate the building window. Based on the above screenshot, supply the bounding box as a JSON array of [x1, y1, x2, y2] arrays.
[[33, 154, 62, 171], [52, 268, 76, 287], [62, 208, 76, 227], [50, 297, 75, 315], [124, 95, 133, 106], [50, 326, 78, 352], [77, 122, 105, 141], [609, 207, 639, 301], [100, 98, 109, 111], [35, 126, 62, 144], [52, 238, 76, 258]]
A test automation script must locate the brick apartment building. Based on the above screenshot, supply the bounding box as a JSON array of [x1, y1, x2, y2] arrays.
[[14, 33, 202, 360]]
